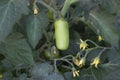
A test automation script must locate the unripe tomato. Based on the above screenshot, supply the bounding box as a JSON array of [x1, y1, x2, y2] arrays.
[[44, 49, 51, 60], [47, 10, 54, 20], [44, 46, 61, 60], [54, 18, 69, 50]]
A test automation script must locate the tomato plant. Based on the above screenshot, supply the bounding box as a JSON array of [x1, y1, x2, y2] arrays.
[[0, 0, 120, 80]]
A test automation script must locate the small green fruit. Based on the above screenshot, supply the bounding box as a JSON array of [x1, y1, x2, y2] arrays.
[[54, 18, 69, 50]]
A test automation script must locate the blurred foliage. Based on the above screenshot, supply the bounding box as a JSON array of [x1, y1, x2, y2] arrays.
[[0, 0, 120, 80]]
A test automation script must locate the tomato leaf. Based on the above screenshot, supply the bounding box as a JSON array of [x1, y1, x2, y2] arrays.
[[116, 16, 120, 35], [31, 62, 53, 78], [91, 50, 120, 80], [89, 8, 119, 48], [91, 48, 120, 80], [2, 71, 13, 80], [0, 0, 29, 42], [0, 32, 34, 66], [95, 0, 120, 14], [44, 73, 65, 80], [15, 74, 27, 80], [26, 12, 49, 48]]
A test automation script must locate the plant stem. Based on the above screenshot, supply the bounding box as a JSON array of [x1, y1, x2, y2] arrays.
[[84, 51, 89, 58], [54, 60, 58, 72], [62, 65, 72, 70], [61, 0, 71, 17], [33, 0, 37, 4], [84, 46, 104, 58], [70, 0, 79, 4], [55, 58, 74, 67], [85, 39, 99, 47], [37, 0, 56, 13], [76, 50, 83, 59], [98, 48, 106, 57], [62, 55, 74, 59], [43, 30, 50, 43], [61, 0, 79, 17]]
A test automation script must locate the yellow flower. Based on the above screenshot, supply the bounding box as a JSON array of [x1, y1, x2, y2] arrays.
[[73, 57, 86, 68], [78, 58, 86, 68], [72, 69, 79, 77], [80, 39, 88, 50], [98, 35, 103, 42], [33, 7, 38, 15], [91, 57, 100, 68], [73, 58, 80, 67]]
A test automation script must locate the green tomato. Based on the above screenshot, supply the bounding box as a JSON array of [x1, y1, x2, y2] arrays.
[[44, 47, 61, 60], [54, 18, 69, 50], [47, 10, 54, 20]]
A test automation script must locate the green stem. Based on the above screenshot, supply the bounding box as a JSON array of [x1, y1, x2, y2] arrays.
[[70, 0, 79, 4], [51, 55, 74, 61], [55, 58, 74, 67], [62, 65, 72, 70], [62, 55, 74, 59], [85, 46, 111, 58], [85, 39, 99, 47], [33, 0, 37, 4], [61, 0, 79, 17], [86, 46, 104, 51], [43, 30, 52, 44], [98, 48, 106, 57], [33, 0, 38, 9], [54, 60, 58, 72], [84, 51, 89, 58], [37, 42, 47, 53], [61, 0, 71, 17], [37, 0, 56, 13], [76, 51, 83, 59], [84, 46, 104, 58]]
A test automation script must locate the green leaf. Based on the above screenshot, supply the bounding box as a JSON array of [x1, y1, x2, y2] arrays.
[[70, 3, 83, 19], [31, 62, 54, 78], [106, 48, 120, 61], [64, 72, 79, 80], [64, 72, 73, 80], [15, 74, 27, 80], [26, 12, 49, 48], [0, 0, 29, 42], [89, 8, 119, 48], [44, 73, 65, 80], [2, 71, 13, 80], [0, 32, 34, 66], [64, 69, 94, 80], [91, 55, 120, 80], [1, 59, 13, 71], [79, 68, 94, 80], [80, 74, 94, 80], [86, 48, 107, 64], [96, 0, 120, 14]]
